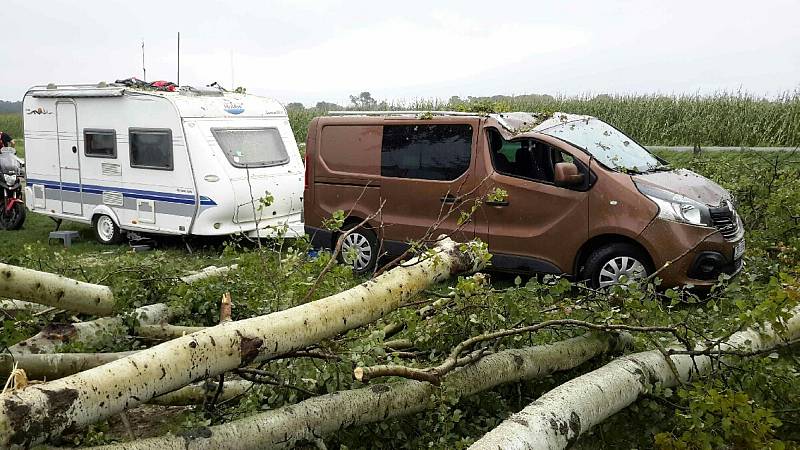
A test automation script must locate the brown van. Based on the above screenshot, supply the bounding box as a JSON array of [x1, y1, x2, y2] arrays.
[[303, 111, 745, 288]]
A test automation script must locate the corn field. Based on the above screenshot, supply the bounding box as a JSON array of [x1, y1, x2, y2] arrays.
[[289, 91, 800, 147]]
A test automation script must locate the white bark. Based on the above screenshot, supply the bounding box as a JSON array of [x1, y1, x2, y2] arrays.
[[469, 307, 800, 450], [84, 333, 630, 450], [149, 380, 254, 406], [8, 303, 171, 355], [0, 238, 481, 447], [0, 263, 115, 316], [136, 324, 206, 340], [179, 265, 238, 284], [0, 298, 51, 314], [0, 351, 136, 380]]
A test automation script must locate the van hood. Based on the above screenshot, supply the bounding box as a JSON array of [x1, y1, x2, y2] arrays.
[[632, 169, 731, 207]]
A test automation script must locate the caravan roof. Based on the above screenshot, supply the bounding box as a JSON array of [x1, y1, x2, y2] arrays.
[[25, 84, 286, 119]]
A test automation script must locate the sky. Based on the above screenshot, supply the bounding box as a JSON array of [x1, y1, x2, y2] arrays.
[[2, 0, 798, 106]]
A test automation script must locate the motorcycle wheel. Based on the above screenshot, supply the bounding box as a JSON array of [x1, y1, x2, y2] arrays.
[[0, 202, 26, 230]]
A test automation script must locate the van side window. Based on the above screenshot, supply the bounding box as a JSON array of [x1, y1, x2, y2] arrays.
[[129, 128, 173, 170], [381, 124, 472, 180], [488, 130, 572, 184], [84, 129, 117, 158]]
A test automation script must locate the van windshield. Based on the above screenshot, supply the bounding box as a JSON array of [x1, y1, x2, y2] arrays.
[[211, 128, 289, 168], [538, 118, 661, 173]]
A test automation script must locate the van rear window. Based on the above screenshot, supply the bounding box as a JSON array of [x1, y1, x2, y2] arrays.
[[212, 128, 289, 168], [381, 124, 472, 180]]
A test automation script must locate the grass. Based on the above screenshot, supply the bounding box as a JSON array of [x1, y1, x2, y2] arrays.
[[1, 150, 798, 448]]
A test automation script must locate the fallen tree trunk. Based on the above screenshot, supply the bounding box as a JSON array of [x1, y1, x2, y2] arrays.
[[0, 263, 114, 316], [179, 265, 238, 284], [469, 307, 800, 450], [149, 380, 254, 406], [9, 303, 171, 355], [136, 324, 206, 340], [83, 333, 630, 450], [0, 238, 482, 447], [0, 298, 51, 314], [0, 351, 137, 381]]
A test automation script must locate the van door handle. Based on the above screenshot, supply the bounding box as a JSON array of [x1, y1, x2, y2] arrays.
[[440, 194, 459, 204], [486, 200, 509, 207]]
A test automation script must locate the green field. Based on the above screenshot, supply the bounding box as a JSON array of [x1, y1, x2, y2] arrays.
[[5, 91, 800, 147], [289, 91, 800, 146], [0, 113, 22, 142]]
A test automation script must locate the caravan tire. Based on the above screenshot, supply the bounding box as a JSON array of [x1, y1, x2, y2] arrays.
[[93, 214, 123, 245]]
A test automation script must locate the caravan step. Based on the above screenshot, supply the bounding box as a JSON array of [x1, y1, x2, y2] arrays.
[[49, 231, 80, 247]]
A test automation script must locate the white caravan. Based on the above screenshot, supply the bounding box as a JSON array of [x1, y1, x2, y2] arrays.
[[22, 84, 304, 244]]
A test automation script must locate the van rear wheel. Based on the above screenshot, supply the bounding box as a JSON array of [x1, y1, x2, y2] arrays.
[[584, 243, 651, 288], [93, 214, 123, 245], [337, 225, 378, 275]]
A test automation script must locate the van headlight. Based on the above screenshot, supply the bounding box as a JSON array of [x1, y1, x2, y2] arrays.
[[636, 182, 712, 227]]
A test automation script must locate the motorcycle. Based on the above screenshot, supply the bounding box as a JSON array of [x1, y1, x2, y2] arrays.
[[0, 147, 26, 230]]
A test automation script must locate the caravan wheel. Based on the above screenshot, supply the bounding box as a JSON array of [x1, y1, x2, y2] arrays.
[[93, 214, 123, 245]]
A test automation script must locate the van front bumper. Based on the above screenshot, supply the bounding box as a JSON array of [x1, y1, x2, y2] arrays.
[[639, 219, 744, 288]]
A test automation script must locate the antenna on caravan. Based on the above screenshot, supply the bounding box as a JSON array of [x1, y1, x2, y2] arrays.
[[141, 39, 146, 82], [177, 32, 181, 86], [230, 50, 235, 90]]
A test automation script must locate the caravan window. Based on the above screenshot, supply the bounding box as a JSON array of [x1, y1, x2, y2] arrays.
[[211, 128, 289, 168], [84, 129, 117, 158], [129, 128, 173, 170]]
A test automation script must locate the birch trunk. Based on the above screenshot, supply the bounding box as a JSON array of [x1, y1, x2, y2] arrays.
[[0, 263, 114, 315], [136, 324, 206, 340], [0, 351, 136, 381], [8, 303, 171, 355], [469, 307, 800, 450], [149, 380, 254, 406], [0, 238, 481, 447], [0, 298, 51, 314], [179, 265, 238, 284], [84, 333, 630, 450]]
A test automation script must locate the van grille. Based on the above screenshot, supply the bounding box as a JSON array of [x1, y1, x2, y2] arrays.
[[709, 201, 740, 241]]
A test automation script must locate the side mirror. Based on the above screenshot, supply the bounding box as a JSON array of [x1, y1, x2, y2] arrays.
[[554, 162, 585, 187]]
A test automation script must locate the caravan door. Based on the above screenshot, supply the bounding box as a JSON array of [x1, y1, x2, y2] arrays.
[[56, 101, 82, 215]]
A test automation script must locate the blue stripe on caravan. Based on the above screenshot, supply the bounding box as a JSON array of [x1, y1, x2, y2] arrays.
[[26, 178, 217, 206]]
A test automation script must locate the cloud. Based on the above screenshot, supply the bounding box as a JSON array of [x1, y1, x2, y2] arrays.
[[178, 13, 590, 98]]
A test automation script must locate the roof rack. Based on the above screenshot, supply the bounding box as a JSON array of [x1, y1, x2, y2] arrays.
[[327, 110, 482, 117]]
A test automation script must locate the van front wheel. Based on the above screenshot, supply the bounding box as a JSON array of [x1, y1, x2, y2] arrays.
[[337, 225, 378, 275], [584, 243, 651, 288], [93, 214, 123, 245]]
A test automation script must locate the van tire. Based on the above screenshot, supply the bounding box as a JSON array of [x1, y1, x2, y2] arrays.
[[93, 214, 123, 245], [337, 224, 378, 275], [583, 243, 652, 288]]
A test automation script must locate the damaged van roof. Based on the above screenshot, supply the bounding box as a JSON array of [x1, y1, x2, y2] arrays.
[[491, 112, 593, 135]]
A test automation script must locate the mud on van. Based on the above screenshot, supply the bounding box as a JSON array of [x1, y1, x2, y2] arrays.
[[23, 84, 304, 243], [303, 111, 745, 288]]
